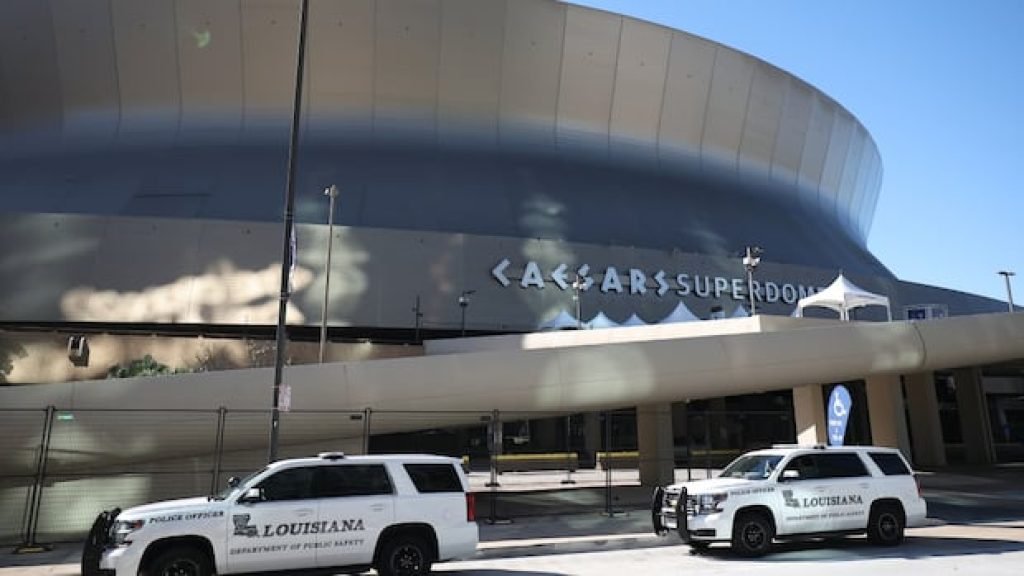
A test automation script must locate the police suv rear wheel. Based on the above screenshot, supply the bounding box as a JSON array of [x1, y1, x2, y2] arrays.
[[145, 546, 212, 576], [868, 503, 905, 546], [731, 511, 774, 557], [377, 536, 433, 576]]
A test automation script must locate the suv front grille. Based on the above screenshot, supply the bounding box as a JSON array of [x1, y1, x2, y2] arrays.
[[663, 488, 694, 516]]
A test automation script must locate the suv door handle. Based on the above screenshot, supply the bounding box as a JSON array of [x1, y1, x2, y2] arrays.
[[370, 504, 385, 512], [296, 508, 315, 517]]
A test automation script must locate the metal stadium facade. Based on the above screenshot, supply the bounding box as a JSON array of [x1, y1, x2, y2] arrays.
[[1, 0, 1007, 357]]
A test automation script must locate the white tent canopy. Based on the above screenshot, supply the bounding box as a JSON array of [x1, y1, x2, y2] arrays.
[[587, 311, 619, 329], [797, 274, 892, 321], [538, 309, 580, 330], [659, 301, 700, 324], [621, 313, 647, 327]]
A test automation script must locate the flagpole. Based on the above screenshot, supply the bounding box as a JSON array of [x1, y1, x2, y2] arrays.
[[269, 0, 309, 463]]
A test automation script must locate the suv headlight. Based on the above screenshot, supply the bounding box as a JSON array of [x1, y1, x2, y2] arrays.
[[110, 519, 145, 546], [694, 493, 728, 515]]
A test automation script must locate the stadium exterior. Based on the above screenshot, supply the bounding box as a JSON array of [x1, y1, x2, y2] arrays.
[[1, 0, 1024, 543]]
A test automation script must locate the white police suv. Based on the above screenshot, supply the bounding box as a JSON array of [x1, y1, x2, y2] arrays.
[[652, 445, 927, 557], [81, 453, 478, 576]]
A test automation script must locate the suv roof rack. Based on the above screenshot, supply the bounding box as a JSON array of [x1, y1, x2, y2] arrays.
[[770, 443, 829, 450], [318, 452, 346, 460]]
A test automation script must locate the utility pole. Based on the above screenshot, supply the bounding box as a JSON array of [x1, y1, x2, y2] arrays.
[[269, 0, 309, 464]]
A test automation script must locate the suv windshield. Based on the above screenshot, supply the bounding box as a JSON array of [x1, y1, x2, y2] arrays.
[[719, 454, 783, 480], [212, 467, 266, 501]]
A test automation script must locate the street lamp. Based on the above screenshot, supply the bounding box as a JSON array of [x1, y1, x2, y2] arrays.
[[571, 274, 583, 329], [459, 290, 476, 336], [998, 270, 1016, 313], [318, 184, 339, 363], [742, 246, 763, 315], [412, 295, 423, 343]]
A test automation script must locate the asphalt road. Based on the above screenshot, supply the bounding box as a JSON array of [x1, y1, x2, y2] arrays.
[[437, 522, 1024, 575], [4, 466, 1023, 575]]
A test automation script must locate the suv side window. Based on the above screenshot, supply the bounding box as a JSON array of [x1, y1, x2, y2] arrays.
[[816, 453, 869, 478], [317, 464, 393, 497], [782, 455, 821, 480], [869, 452, 911, 475], [256, 467, 316, 501], [403, 463, 463, 493]]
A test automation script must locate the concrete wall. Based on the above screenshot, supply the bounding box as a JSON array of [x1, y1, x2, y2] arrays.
[[0, 329, 418, 385]]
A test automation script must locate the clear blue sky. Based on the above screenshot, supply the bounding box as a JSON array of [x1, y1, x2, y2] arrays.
[[576, 0, 1024, 304]]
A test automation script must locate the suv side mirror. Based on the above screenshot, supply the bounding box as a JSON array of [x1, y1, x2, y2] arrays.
[[239, 487, 263, 504], [227, 476, 242, 489], [781, 469, 800, 482]]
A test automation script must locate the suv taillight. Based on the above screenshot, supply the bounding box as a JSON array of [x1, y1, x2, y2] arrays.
[[914, 474, 922, 498], [466, 493, 476, 522]]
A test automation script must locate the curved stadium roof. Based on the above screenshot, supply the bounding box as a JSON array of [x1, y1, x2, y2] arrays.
[[0, 0, 882, 245]]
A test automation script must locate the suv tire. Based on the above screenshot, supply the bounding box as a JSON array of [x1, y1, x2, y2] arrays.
[[731, 511, 774, 557], [143, 546, 212, 576], [377, 535, 433, 576], [867, 502, 905, 546]]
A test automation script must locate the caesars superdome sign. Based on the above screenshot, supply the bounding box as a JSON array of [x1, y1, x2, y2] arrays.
[[491, 259, 823, 305]]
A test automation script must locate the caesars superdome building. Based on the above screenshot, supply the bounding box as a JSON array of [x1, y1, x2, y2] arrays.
[[3, 0, 1024, 540], [2, 1, 1021, 417], [1, 0, 1004, 350]]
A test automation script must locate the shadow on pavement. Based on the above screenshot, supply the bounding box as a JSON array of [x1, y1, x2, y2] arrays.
[[434, 565, 565, 569], [689, 535, 1024, 562], [477, 535, 678, 561]]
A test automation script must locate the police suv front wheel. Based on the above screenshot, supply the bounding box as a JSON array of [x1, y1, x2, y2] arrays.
[[143, 546, 212, 576], [731, 511, 774, 558]]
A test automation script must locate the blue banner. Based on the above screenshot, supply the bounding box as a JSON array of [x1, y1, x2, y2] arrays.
[[827, 385, 853, 446]]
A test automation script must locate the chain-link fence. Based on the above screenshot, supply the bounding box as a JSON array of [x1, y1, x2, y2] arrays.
[[0, 405, 795, 547]]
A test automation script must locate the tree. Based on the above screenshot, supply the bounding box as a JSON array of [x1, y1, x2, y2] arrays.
[[106, 355, 173, 379]]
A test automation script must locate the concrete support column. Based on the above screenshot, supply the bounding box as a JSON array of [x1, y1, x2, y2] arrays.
[[904, 372, 946, 467], [865, 374, 912, 461], [637, 403, 675, 486], [793, 384, 826, 445], [953, 367, 996, 465]]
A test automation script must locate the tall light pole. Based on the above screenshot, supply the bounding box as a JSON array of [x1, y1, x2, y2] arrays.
[[459, 290, 475, 337], [998, 270, 1016, 313], [318, 184, 339, 363], [742, 246, 763, 315], [269, 0, 309, 463], [412, 295, 423, 343], [572, 274, 582, 329]]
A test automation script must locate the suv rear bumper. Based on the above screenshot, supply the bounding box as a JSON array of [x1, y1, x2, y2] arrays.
[[438, 522, 479, 561]]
